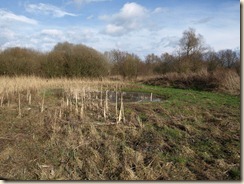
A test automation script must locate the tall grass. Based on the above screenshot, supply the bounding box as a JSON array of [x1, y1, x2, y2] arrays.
[[140, 69, 240, 95], [0, 76, 126, 94], [0, 76, 127, 123]]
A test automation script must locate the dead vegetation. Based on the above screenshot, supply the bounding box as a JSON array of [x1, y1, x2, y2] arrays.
[[140, 69, 240, 95], [0, 76, 240, 180]]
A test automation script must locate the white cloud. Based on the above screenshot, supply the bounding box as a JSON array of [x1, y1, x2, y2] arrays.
[[0, 26, 103, 52], [101, 2, 149, 36], [0, 9, 38, 51], [37, 29, 72, 49], [152, 7, 168, 14], [1, 39, 35, 50], [118, 2, 148, 18], [0, 27, 15, 46], [25, 3, 78, 17], [104, 24, 125, 36], [41, 29, 63, 36], [0, 9, 38, 25], [66, 28, 99, 43], [0, 27, 15, 40]]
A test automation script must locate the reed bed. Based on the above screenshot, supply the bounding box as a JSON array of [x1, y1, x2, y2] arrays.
[[0, 76, 240, 180], [0, 76, 125, 94], [0, 76, 127, 124]]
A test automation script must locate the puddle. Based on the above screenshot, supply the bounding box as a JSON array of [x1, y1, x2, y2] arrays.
[[50, 88, 165, 103], [105, 91, 164, 103]]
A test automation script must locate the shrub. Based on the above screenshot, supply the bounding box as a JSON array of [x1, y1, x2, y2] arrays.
[[41, 42, 110, 78], [141, 69, 240, 95]]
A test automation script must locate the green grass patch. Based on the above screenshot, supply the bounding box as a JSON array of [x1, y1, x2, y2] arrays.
[[124, 84, 239, 108]]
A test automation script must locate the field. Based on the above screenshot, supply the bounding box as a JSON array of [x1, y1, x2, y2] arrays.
[[0, 76, 240, 180]]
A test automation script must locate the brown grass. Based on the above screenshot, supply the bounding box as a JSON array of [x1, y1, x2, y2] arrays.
[[0, 76, 240, 180], [0, 76, 128, 180], [139, 69, 240, 95]]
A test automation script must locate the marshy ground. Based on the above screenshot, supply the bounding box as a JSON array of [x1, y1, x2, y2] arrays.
[[0, 77, 240, 180]]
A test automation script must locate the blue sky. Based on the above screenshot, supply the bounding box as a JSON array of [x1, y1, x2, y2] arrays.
[[0, 0, 240, 58]]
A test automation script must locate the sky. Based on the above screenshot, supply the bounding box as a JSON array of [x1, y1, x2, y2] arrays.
[[0, 0, 240, 58]]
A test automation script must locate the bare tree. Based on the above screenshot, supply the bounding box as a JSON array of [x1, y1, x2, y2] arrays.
[[218, 49, 239, 68], [204, 50, 221, 72], [179, 28, 205, 57], [105, 50, 140, 79], [179, 28, 206, 72], [144, 53, 161, 75]]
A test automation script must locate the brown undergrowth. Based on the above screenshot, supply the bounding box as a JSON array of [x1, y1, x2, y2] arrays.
[[0, 77, 240, 180], [139, 69, 240, 95]]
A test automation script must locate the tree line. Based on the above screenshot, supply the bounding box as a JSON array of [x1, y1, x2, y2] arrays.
[[0, 28, 240, 78]]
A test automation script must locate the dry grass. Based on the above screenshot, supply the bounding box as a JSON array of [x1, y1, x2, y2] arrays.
[[0, 76, 126, 94], [139, 69, 240, 95], [213, 69, 240, 95], [0, 76, 240, 180]]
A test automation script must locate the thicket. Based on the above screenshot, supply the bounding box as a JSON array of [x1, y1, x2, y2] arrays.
[[0, 42, 109, 78], [104, 28, 240, 78], [141, 69, 240, 95], [0, 28, 240, 79]]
